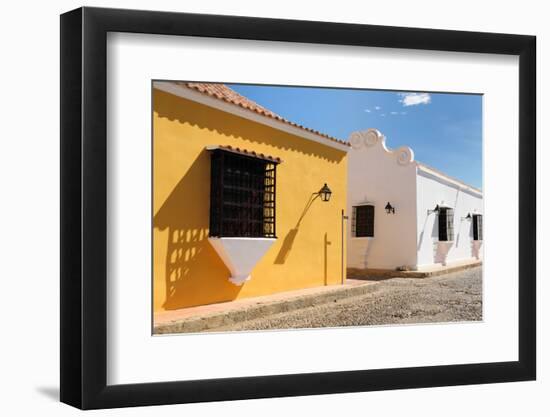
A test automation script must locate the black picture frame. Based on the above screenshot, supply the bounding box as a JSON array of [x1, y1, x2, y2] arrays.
[[60, 6, 536, 410]]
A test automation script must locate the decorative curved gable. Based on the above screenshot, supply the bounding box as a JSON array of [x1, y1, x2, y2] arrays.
[[348, 128, 415, 167]]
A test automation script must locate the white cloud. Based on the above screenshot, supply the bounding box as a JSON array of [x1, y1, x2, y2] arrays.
[[398, 92, 431, 106], [364, 109, 371, 113], [375, 106, 382, 110], [390, 111, 398, 115], [381, 113, 386, 117]]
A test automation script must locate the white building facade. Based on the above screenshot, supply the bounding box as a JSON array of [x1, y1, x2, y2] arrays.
[[347, 129, 483, 271]]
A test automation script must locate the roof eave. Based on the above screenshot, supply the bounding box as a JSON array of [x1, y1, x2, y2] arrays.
[[153, 81, 350, 153], [416, 163, 482, 197]]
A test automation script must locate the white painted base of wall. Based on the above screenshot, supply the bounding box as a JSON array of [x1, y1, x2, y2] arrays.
[[208, 237, 277, 286], [415, 256, 482, 272]]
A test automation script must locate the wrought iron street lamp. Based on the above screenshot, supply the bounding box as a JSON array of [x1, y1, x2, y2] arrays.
[[427, 204, 440, 215], [385, 202, 395, 214], [461, 213, 472, 221], [318, 183, 332, 202]]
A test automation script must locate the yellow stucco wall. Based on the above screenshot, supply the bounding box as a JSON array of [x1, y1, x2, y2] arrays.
[[153, 88, 347, 312]]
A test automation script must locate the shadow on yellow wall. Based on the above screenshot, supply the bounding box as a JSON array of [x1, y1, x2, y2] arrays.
[[154, 91, 345, 164], [153, 153, 243, 310], [274, 193, 319, 264], [324, 232, 332, 286], [153, 89, 347, 311]]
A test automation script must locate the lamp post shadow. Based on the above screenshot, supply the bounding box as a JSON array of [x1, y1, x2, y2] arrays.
[[274, 193, 319, 264]]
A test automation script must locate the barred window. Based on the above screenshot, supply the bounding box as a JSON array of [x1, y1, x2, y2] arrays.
[[209, 148, 277, 238], [473, 214, 483, 241], [438, 207, 454, 241], [352, 205, 374, 238]]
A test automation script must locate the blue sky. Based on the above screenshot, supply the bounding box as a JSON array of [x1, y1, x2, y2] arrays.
[[229, 84, 483, 189]]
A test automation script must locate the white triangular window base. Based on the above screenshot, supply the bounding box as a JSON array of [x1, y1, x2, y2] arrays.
[[208, 237, 276, 286]]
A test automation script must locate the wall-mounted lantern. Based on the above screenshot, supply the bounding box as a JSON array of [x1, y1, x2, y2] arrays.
[[318, 183, 332, 202], [427, 204, 440, 215], [385, 202, 395, 214]]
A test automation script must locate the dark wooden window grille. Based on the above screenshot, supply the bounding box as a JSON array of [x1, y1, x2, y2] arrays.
[[438, 207, 454, 241], [352, 205, 374, 237], [209, 149, 277, 238], [473, 214, 483, 241]]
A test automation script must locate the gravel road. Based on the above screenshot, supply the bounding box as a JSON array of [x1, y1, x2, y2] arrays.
[[210, 267, 482, 332]]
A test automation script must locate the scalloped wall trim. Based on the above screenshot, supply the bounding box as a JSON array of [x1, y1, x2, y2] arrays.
[[348, 129, 415, 166], [348, 129, 482, 196]]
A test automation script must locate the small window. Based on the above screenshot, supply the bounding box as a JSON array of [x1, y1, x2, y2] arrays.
[[352, 205, 374, 237], [209, 148, 277, 238], [438, 207, 454, 241], [473, 214, 483, 241]]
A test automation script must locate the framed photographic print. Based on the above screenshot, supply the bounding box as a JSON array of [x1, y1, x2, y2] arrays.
[[60, 6, 536, 409]]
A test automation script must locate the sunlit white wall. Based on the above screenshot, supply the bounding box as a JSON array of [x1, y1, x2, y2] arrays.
[[347, 130, 418, 269], [416, 171, 483, 268]]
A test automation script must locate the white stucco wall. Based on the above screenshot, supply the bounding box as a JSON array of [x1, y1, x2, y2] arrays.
[[415, 167, 483, 268], [347, 129, 418, 269]]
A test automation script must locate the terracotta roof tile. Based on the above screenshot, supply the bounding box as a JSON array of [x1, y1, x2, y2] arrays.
[[178, 82, 349, 147], [206, 145, 282, 164]]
